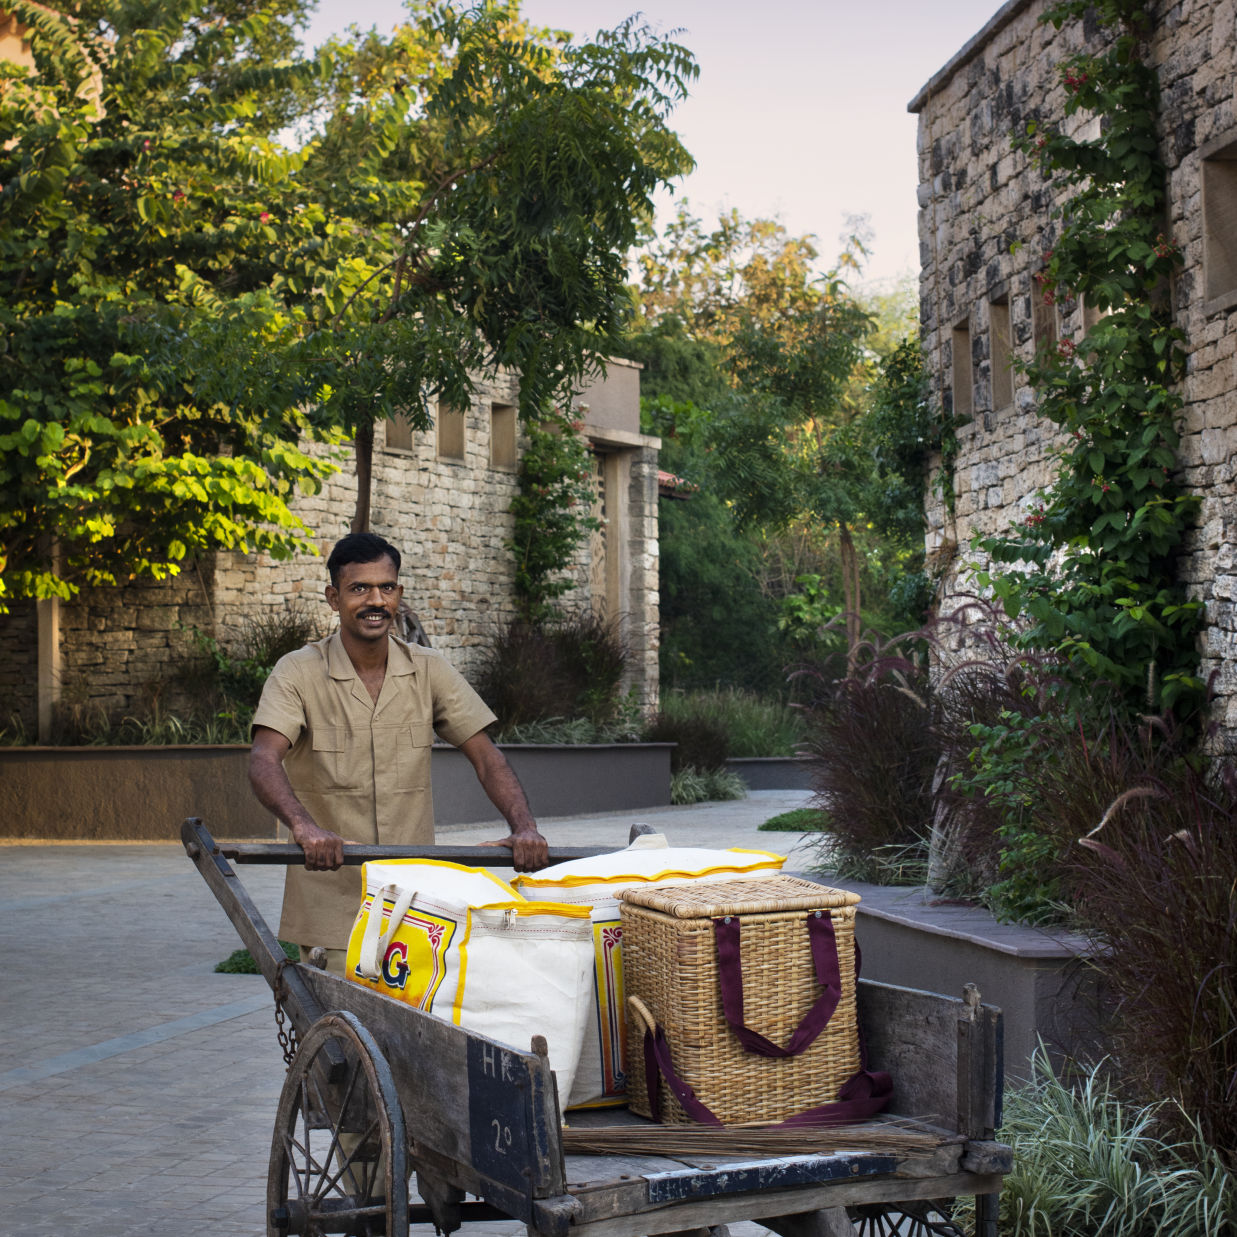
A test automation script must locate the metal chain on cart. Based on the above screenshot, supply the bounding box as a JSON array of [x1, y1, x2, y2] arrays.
[[273, 956, 300, 1069]]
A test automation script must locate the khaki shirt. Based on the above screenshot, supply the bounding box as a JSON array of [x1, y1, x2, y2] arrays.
[[253, 632, 496, 947]]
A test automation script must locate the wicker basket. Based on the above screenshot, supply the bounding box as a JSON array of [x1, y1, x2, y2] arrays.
[[621, 874, 862, 1126]]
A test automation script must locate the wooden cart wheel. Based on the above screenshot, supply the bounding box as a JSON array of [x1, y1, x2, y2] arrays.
[[267, 1010, 409, 1237], [847, 1201, 965, 1237]]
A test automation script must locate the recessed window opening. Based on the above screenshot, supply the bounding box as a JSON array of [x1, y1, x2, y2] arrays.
[[989, 297, 1013, 410], [436, 402, 466, 461], [1031, 274, 1059, 358], [1202, 136, 1237, 311], [385, 412, 414, 452], [490, 403, 517, 470], [951, 321, 974, 420]]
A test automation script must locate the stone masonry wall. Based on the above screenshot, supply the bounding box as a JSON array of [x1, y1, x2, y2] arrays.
[[914, 0, 1237, 729]]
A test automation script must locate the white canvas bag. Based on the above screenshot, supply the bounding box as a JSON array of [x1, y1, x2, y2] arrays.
[[515, 839, 787, 1108], [345, 859, 595, 1105]]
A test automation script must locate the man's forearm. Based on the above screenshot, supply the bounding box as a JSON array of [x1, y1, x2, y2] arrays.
[[249, 749, 318, 833], [475, 753, 538, 834], [249, 746, 344, 870]]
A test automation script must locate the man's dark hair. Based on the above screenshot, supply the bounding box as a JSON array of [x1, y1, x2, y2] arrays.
[[326, 533, 402, 587]]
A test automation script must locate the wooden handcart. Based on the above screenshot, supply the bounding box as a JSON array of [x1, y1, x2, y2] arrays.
[[183, 818, 1010, 1237]]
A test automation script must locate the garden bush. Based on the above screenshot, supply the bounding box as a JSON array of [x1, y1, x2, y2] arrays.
[[476, 613, 629, 733], [652, 687, 806, 758], [799, 645, 940, 884], [1067, 756, 1237, 1164], [642, 710, 730, 772]]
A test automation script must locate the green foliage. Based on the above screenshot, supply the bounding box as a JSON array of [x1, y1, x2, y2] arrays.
[[1, 0, 695, 606], [0, 0, 338, 609], [216, 941, 300, 974], [758, 807, 829, 833], [669, 765, 747, 806], [990, 1048, 1235, 1236], [949, 708, 1068, 924], [976, 0, 1202, 720], [188, 605, 324, 712], [490, 713, 641, 745], [652, 688, 807, 758], [508, 413, 600, 620]]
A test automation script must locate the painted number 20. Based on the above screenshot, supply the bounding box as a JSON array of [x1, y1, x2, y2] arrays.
[[492, 1119, 513, 1154]]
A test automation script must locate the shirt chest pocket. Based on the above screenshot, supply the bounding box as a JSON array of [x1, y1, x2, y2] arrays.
[[310, 727, 365, 792], [393, 722, 435, 791]]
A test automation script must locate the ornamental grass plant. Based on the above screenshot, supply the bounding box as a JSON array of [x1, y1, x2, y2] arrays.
[[798, 631, 940, 885], [986, 1047, 1235, 1236]]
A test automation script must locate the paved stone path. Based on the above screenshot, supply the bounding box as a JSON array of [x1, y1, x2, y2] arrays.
[[0, 790, 815, 1236]]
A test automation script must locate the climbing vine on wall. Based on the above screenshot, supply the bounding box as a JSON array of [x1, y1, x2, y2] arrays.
[[508, 411, 600, 621], [976, 0, 1203, 718]]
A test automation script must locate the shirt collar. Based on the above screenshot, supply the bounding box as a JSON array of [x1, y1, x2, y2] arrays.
[[325, 630, 418, 679]]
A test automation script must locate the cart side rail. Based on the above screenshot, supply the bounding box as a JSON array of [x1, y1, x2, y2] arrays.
[[857, 978, 1003, 1138]]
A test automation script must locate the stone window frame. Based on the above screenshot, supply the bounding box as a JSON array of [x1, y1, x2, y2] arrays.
[[949, 315, 974, 422], [1200, 126, 1237, 317]]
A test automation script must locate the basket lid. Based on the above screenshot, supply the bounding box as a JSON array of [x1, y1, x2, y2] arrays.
[[620, 874, 860, 918]]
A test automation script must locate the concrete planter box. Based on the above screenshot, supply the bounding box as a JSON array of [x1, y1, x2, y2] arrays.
[[726, 755, 813, 791], [826, 878, 1106, 1083], [0, 742, 673, 842]]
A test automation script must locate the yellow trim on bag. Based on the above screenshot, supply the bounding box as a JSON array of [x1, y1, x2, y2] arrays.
[[473, 900, 594, 918], [516, 849, 786, 889], [452, 908, 474, 1025]]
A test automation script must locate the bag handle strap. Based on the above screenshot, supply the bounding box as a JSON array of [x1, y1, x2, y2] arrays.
[[712, 911, 842, 1058], [357, 883, 417, 979]]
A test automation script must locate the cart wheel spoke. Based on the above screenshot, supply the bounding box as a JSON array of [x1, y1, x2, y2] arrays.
[[268, 1010, 408, 1237], [848, 1200, 966, 1237]]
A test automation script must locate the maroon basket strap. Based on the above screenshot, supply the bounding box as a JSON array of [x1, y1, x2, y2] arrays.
[[643, 1024, 724, 1126], [641, 1023, 893, 1128], [712, 911, 842, 1058]]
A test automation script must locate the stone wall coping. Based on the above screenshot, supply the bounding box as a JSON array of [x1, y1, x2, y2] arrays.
[[908, 0, 1036, 114], [0, 741, 676, 754], [819, 876, 1095, 960], [583, 423, 661, 451], [725, 755, 810, 764]]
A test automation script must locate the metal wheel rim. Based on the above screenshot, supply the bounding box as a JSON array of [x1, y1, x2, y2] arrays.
[[848, 1199, 965, 1237], [267, 1009, 408, 1236]]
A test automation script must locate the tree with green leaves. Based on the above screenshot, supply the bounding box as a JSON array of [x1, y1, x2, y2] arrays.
[[0, 0, 695, 610], [629, 205, 931, 681]]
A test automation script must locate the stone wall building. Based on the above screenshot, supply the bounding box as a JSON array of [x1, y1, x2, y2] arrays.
[[1, 362, 660, 739], [912, 0, 1237, 729]]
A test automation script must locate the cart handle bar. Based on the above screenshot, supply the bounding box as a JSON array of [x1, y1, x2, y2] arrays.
[[211, 842, 612, 866]]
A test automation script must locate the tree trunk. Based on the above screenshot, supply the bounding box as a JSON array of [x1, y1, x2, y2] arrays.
[[838, 522, 861, 676], [351, 422, 373, 534]]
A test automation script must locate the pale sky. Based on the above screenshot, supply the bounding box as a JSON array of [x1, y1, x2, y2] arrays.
[[301, 0, 1004, 289]]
